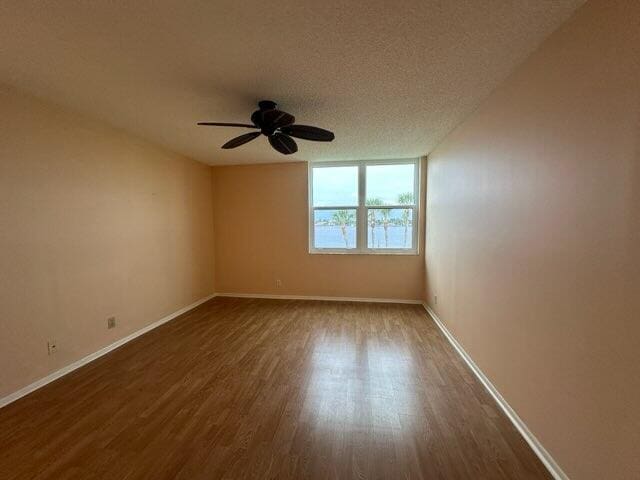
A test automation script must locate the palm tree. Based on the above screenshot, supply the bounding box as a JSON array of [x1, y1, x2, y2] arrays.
[[365, 197, 383, 247], [380, 208, 391, 247], [398, 192, 414, 247], [331, 209, 355, 248]]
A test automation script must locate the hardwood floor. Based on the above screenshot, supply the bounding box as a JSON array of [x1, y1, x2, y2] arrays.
[[0, 297, 551, 479]]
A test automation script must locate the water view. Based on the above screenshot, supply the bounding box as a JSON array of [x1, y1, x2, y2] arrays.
[[314, 225, 414, 249]]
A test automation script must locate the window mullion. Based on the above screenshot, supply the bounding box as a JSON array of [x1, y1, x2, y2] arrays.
[[357, 162, 366, 251]]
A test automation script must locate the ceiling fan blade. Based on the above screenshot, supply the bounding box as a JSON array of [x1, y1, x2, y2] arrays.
[[221, 131, 261, 149], [280, 125, 335, 142], [262, 110, 295, 130], [198, 122, 257, 128], [268, 133, 298, 155]]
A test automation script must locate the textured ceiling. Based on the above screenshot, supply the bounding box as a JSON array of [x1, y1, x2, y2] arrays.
[[0, 0, 585, 165]]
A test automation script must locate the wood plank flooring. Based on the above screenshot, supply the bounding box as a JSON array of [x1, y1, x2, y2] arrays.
[[0, 297, 552, 479]]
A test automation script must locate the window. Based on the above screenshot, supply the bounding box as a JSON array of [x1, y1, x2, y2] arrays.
[[309, 159, 420, 254]]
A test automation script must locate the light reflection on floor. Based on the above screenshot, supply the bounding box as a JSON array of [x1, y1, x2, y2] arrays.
[[303, 338, 419, 430]]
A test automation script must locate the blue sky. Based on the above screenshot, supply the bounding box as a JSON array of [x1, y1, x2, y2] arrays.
[[312, 164, 414, 207]]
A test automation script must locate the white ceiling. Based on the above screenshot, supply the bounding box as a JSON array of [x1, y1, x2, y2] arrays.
[[0, 0, 585, 165]]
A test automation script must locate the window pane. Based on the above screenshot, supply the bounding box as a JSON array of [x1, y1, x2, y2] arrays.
[[366, 163, 415, 206], [366, 208, 414, 249], [314, 209, 357, 249], [312, 166, 358, 207]]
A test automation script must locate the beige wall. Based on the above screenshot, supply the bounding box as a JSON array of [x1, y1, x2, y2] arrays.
[[425, 1, 640, 479], [212, 161, 425, 300], [0, 86, 215, 399]]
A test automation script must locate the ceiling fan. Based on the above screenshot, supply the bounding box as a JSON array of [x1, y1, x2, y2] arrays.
[[197, 100, 335, 155]]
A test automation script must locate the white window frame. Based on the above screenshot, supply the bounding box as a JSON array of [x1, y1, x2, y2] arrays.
[[308, 158, 420, 255]]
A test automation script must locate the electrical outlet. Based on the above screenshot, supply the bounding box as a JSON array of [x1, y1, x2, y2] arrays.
[[275, 279, 282, 288], [47, 340, 57, 355], [434, 295, 438, 305], [107, 316, 116, 329]]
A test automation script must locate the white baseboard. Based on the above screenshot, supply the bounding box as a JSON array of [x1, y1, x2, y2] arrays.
[[215, 292, 423, 304], [422, 303, 569, 480], [0, 293, 216, 409]]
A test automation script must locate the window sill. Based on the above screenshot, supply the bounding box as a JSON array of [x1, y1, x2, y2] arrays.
[[309, 249, 419, 256]]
